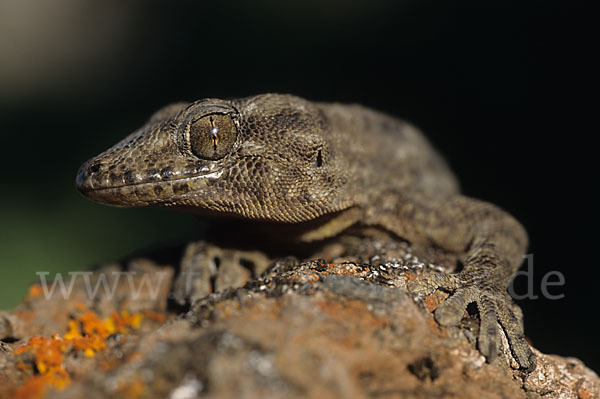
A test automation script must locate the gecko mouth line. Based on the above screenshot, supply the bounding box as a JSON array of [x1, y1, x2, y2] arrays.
[[77, 170, 224, 194]]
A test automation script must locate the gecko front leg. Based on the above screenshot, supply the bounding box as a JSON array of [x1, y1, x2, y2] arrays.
[[368, 193, 536, 371]]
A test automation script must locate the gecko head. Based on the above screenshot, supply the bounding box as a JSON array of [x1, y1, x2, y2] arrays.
[[76, 94, 352, 223]]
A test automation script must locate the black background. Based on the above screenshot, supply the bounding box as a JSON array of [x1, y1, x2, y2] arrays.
[[1, 1, 597, 371]]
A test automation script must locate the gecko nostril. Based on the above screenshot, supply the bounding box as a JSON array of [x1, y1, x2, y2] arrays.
[[88, 163, 101, 174]]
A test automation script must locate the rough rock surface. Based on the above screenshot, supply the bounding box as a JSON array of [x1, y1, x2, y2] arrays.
[[0, 236, 598, 399]]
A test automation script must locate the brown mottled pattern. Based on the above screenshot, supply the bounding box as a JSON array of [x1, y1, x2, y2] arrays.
[[76, 93, 535, 371]]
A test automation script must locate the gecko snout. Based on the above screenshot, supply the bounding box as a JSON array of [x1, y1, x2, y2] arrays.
[[75, 159, 104, 193]]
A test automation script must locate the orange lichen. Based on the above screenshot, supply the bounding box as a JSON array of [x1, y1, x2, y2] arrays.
[[26, 284, 43, 299], [317, 298, 387, 330], [111, 310, 144, 333], [16, 361, 31, 372], [578, 388, 594, 399], [80, 310, 115, 337], [11, 373, 65, 399], [422, 291, 448, 312], [143, 310, 166, 323], [11, 306, 165, 398], [12, 335, 71, 398]]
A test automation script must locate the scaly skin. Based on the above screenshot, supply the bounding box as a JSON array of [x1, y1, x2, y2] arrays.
[[76, 93, 535, 371]]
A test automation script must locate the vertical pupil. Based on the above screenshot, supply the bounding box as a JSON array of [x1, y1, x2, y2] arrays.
[[210, 118, 220, 151]]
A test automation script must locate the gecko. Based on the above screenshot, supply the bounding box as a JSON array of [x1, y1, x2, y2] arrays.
[[76, 93, 535, 371]]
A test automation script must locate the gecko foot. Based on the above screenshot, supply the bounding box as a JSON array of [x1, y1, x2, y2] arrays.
[[173, 241, 271, 305], [407, 271, 536, 372]]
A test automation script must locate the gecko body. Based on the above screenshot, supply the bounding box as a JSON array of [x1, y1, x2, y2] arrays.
[[76, 94, 534, 370]]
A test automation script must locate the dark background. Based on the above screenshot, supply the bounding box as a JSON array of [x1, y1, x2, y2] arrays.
[[1, 1, 597, 371]]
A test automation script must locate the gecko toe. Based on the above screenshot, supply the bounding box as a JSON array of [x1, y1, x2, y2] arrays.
[[497, 299, 536, 370], [434, 287, 477, 326], [477, 295, 500, 363]]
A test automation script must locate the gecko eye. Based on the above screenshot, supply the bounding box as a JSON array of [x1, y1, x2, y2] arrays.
[[189, 113, 237, 160]]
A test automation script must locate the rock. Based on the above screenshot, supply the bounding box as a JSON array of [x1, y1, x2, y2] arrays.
[[0, 238, 597, 399]]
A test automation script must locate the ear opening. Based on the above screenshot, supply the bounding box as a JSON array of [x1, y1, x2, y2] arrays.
[[313, 148, 324, 168]]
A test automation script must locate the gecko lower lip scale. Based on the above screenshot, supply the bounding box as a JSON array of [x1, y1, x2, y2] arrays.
[[76, 169, 224, 193], [76, 93, 536, 371]]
